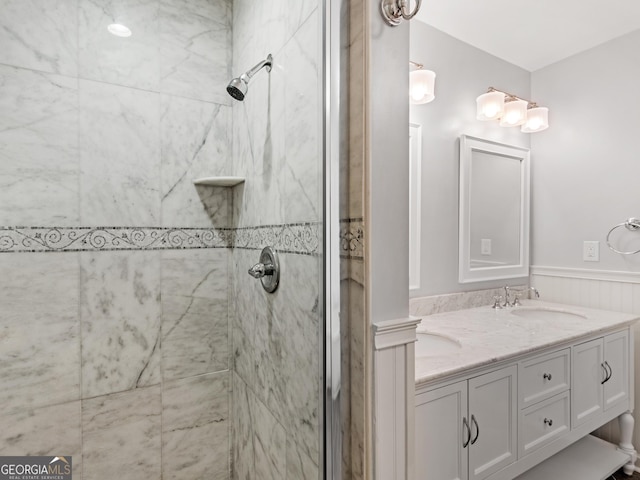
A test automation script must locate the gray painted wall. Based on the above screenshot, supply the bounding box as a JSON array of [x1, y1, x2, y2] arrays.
[[369, 0, 411, 322], [409, 22, 531, 297], [530, 29, 640, 272]]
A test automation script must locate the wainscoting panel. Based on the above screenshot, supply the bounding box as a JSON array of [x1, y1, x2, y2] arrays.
[[531, 266, 640, 454]]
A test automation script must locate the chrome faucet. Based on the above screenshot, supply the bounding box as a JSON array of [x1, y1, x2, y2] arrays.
[[503, 286, 540, 307], [503, 286, 511, 308]]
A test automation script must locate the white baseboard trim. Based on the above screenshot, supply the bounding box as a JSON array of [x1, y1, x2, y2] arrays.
[[531, 266, 640, 284]]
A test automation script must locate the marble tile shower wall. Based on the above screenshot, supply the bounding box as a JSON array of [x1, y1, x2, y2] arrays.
[[0, 1, 234, 479], [230, 1, 322, 479]]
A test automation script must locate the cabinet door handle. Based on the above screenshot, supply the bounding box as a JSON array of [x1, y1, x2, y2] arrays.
[[470, 414, 480, 445], [604, 361, 612, 383], [601, 363, 609, 384], [544, 418, 553, 427], [543, 373, 552, 381], [462, 417, 471, 448]]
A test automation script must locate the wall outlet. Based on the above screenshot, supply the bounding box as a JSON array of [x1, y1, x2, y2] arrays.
[[481, 238, 492, 255], [583, 241, 600, 262]]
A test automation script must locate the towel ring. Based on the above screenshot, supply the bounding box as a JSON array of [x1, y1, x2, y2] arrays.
[[606, 217, 640, 255]]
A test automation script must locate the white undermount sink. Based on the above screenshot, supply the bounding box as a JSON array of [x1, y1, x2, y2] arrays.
[[509, 307, 587, 321], [415, 332, 461, 356]]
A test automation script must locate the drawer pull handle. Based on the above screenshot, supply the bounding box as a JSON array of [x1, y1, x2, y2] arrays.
[[543, 373, 552, 381], [462, 417, 471, 448], [544, 418, 553, 426], [470, 414, 480, 445]]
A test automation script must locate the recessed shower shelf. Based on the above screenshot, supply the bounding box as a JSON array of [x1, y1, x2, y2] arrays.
[[193, 176, 245, 187]]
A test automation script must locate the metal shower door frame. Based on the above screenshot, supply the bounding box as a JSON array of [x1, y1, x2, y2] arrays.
[[323, 0, 346, 479]]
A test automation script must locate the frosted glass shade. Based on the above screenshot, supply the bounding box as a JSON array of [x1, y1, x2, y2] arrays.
[[410, 69, 436, 104], [499, 99, 528, 127], [476, 91, 505, 120], [521, 107, 549, 133]]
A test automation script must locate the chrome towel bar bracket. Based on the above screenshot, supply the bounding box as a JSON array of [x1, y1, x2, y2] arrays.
[[606, 217, 640, 255]]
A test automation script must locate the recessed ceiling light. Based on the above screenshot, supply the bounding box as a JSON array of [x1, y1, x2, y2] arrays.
[[107, 23, 132, 37]]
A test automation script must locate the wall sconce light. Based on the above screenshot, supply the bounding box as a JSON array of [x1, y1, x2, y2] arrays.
[[499, 99, 528, 127], [410, 61, 436, 104], [476, 90, 505, 121], [476, 87, 549, 133], [381, 0, 422, 26], [521, 107, 549, 133]]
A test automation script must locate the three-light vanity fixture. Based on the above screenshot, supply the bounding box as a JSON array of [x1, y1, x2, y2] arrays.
[[476, 87, 549, 133], [410, 61, 436, 105]]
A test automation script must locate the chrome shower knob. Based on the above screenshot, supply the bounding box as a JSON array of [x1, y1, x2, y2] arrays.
[[247, 246, 280, 293], [248, 262, 275, 278]]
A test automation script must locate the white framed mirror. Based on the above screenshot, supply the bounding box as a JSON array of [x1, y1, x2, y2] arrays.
[[458, 135, 530, 283]]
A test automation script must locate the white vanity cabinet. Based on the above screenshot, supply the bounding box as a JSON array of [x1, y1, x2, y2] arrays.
[[572, 330, 629, 428], [415, 326, 635, 480], [415, 365, 517, 480]]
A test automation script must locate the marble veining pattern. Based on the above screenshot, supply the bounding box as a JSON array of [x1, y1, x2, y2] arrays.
[[231, 249, 321, 474], [159, 0, 232, 104], [80, 251, 162, 398], [161, 249, 229, 380], [162, 372, 229, 480], [232, 372, 286, 480], [0, 0, 78, 76], [160, 95, 232, 227], [0, 401, 83, 479], [282, 10, 321, 224], [286, 437, 319, 480], [415, 300, 640, 386], [78, 80, 161, 226], [410, 285, 528, 317], [232, 373, 254, 480], [78, 0, 160, 91], [82, 386, 161, 480], [0, 65, 79, 226], [0, 253, 81, 414]]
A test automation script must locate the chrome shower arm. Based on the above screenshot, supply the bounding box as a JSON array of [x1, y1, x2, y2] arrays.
[[243, 54, 273, 80]]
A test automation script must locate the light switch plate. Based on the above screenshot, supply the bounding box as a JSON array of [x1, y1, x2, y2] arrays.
[[481, 239, 492, 255]]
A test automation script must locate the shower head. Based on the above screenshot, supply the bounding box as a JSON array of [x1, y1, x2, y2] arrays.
[[227, 77, 248, 101], [226, 54, 273, 101]]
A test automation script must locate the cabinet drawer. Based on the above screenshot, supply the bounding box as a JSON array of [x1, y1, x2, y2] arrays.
[[519, 348, 570, 408], [519, 391, 570, 458]]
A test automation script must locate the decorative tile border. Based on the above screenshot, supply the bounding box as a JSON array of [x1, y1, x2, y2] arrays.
[[340, 218, 364, 260], [0, 227, 232, 253], [233, 223, 321, 256], [0, 219, 363, 257]]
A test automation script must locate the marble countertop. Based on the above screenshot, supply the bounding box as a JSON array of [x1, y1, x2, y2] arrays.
[[415, 300, 640, 388]]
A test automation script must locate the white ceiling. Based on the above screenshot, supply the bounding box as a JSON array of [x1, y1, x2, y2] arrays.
[[415, 0, 640, 71]]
